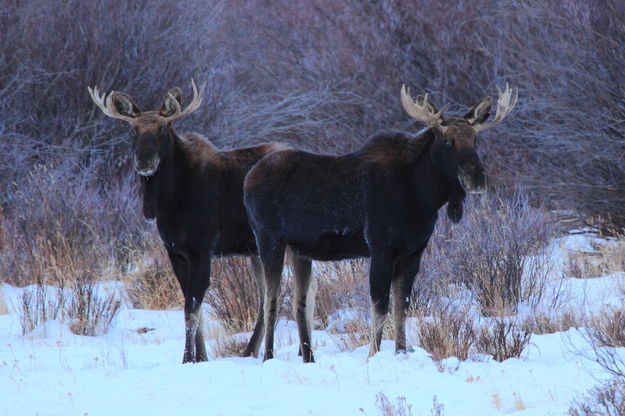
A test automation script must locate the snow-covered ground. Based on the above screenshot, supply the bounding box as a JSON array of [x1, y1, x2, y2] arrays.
[[1, 234, 624, 416]]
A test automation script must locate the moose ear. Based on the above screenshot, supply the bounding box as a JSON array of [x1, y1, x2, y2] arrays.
[[111, 92, 141, 118], [160, 88, 182, 117], [464, 96, 492, 126]]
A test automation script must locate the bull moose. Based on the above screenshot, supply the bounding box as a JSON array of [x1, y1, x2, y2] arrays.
[[243, 84, 518, 362], [88, 81, 302, 363]]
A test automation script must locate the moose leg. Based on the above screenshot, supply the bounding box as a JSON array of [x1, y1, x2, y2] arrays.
[[368, 251, 394, 357], [169, 249, 211, 364], [258, 237, 286, 361], [243, 256, 265, 358], [185, 254, 211, 363], [167, 250, 194, 363], [289, 250, 315, 363], [391, 250, 424, 352]]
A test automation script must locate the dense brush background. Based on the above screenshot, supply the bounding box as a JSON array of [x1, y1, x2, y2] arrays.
[[1, 0, 624, 303], [2, 2, 625, 413], [0, 0, 622, 300]]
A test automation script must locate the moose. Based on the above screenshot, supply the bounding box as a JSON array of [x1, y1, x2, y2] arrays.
[[244, 84, 518, 362], [88, 80, 306, 363]]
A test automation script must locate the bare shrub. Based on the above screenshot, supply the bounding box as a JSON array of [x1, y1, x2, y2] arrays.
[[475, 319, 532, 362], [18, 270, 121, 336], [205, 257, 259, 334], [431, 191, 554, 316], [125, 239, 182, 310], [416, 304, 475, 363], [15, 232, 121, 336], [375, 392, 413, 416], [0, 161, 146, 287], [18, 283, 63, 335], [568, 378, 625, 416], [430, 396, 445, 416], [66, 270, 121, 336], [574, 308, 625, 378]]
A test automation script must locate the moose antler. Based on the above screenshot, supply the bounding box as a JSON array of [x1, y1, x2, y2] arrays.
[[88, 79, 206, 122], [87, 86, 136, 122], [162, 79, 206, 122], [400, 84, 449, 133], [473, 83, 518, 132]]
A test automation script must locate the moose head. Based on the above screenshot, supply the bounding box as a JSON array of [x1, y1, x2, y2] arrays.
[[88, 80, 205, 176], [400, 83, 518, 195]]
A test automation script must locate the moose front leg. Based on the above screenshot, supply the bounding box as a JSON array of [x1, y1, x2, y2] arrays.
[[368, 251, 394, 357], [169, 249, 211, 363], [186, 254, 211, 363], [391, 250, 424, 352]]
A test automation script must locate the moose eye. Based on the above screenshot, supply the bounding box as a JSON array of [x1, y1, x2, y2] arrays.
[[443, 139, 452, 148]]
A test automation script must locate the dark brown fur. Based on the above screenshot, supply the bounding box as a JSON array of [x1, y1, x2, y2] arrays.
[[244, 97, 495, 362], [93, 88, 287, 363]]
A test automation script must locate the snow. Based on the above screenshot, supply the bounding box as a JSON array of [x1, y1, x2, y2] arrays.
[[1, 234, 624, 415]]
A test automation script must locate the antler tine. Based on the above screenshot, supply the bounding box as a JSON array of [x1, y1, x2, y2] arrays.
[[474, 83, 518, 132], [87, 86, 135, 122], [400, 84, 447, 132]]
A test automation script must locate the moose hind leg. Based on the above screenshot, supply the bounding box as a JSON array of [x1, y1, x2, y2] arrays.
[[244, 256, 265, 357], [290, 250, 315, 363], [259, 237, 286, 361], [368, 251, 393, 357]]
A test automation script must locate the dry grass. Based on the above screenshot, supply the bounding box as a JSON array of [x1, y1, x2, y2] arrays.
[[568, 378, 625, 416], [124, 241, 182, 310], [314, 259, 370, 326], [475, 319, 532, 362], [11, 229, 121, 335], [566, 239, 625, 279], [513, 393, 526, 411], [0, 289, 8, 315], [205, 323, 250, 359], [416, 305, 475, 364], [375, 392, 413, 416], [329, 311, 372, 352], [522, 310, 582, 335], [586, 308, 625, 348]]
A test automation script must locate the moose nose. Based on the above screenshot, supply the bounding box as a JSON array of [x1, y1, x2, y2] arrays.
[[134, 154, 160, 176], [459, 165, 487, 194]]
